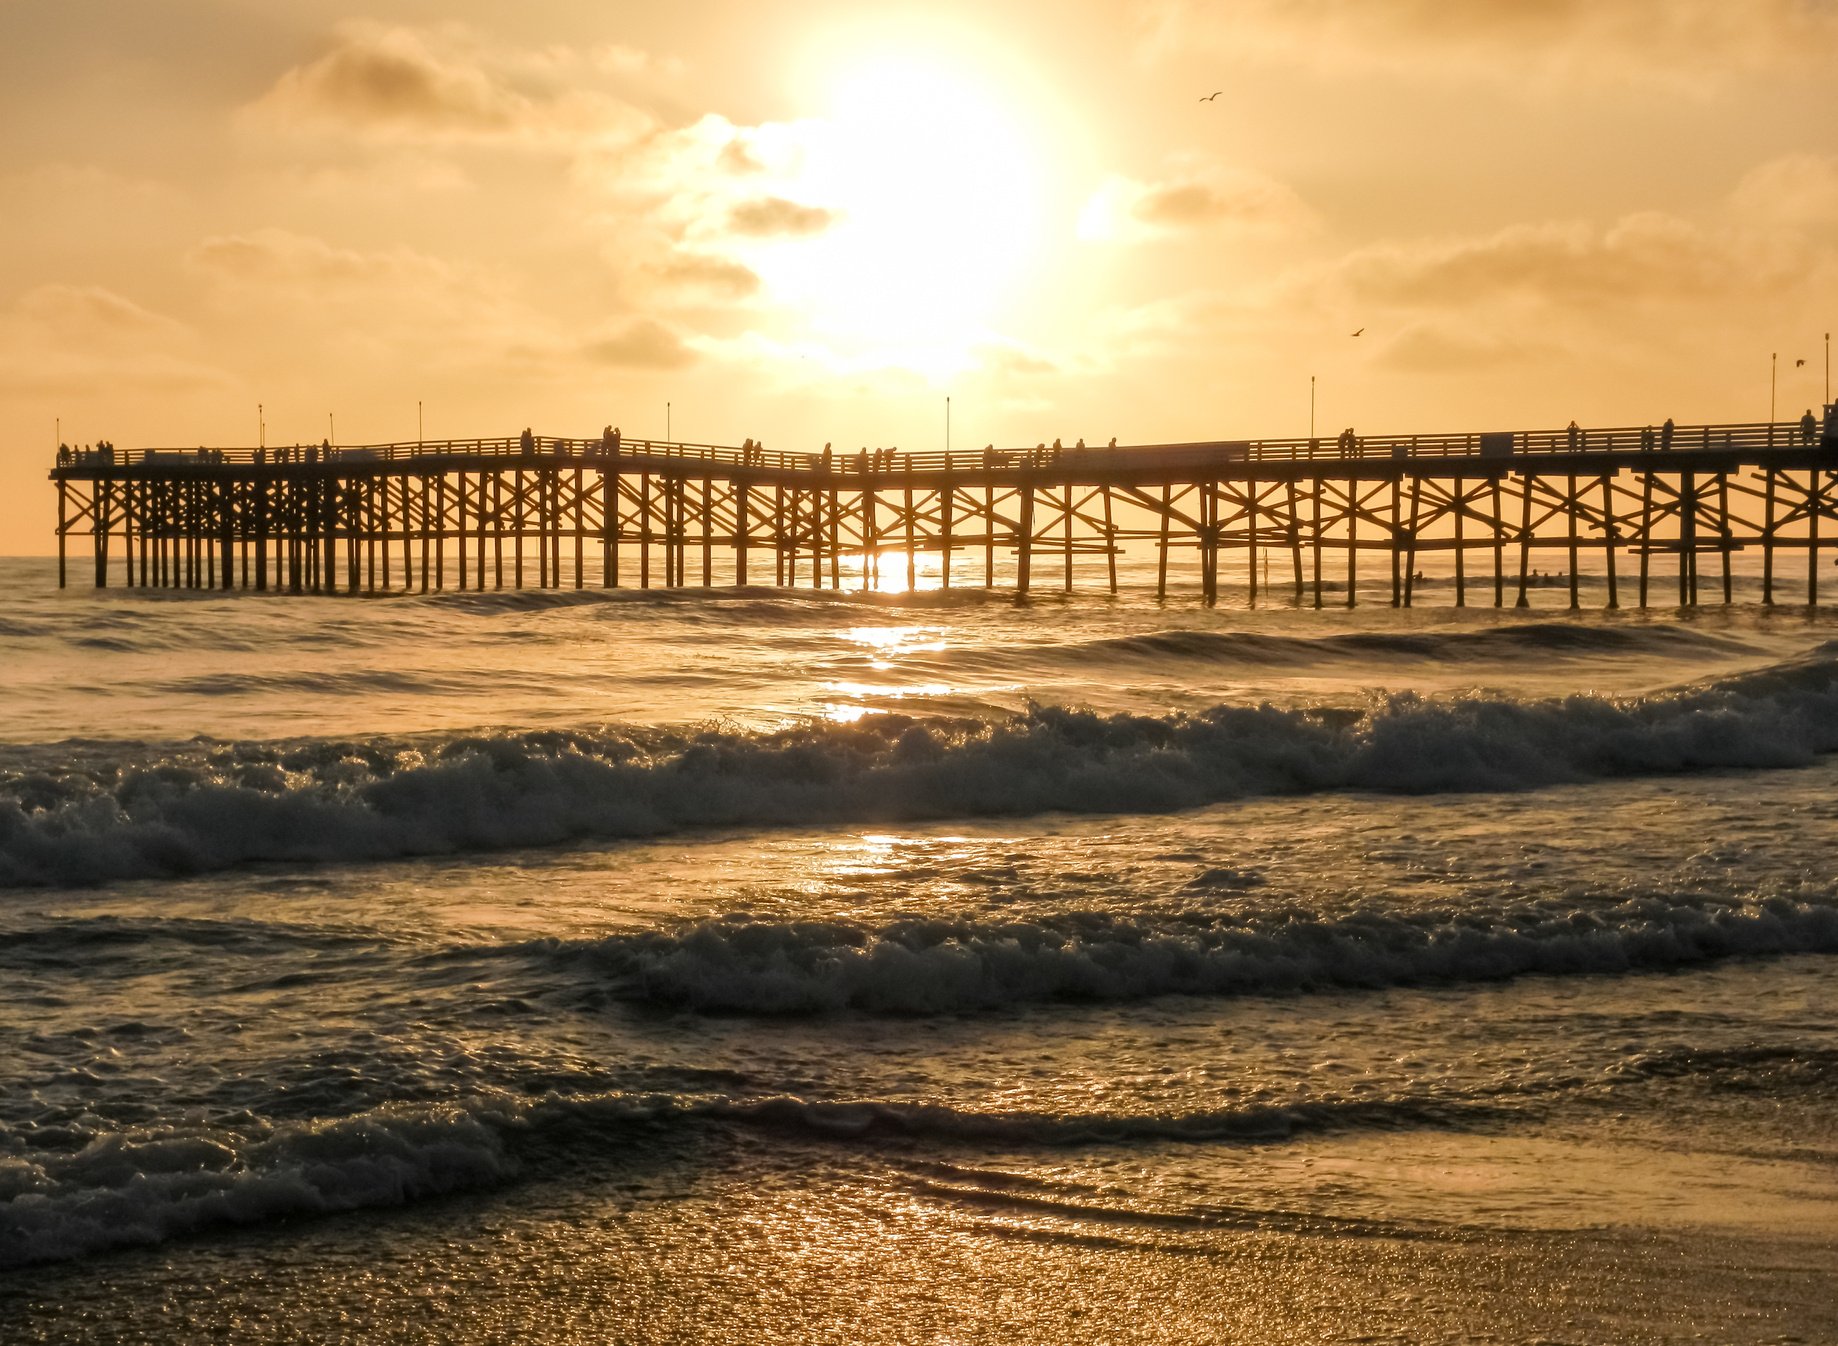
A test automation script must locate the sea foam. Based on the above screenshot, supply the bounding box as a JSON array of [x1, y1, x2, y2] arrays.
[[3, 649, 1837, 887], [526, 894, 1838, 1014]]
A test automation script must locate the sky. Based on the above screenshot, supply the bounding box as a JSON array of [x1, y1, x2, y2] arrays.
[[5, 0, 1838, 554]]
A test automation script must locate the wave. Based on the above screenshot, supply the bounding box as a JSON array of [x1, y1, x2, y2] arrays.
[[10, 1023, 1836, 1269], [0, 1084, 1487, 1270], [4, 649, 1838, 887], [1060, 621, 1757, 669], [430, 583, 1018, 617], [0, 1102, 514, 1270], [514, 895, 1838, 1015]]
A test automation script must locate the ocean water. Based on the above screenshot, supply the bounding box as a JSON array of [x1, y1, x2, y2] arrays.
[[2, 550, 1836, 1344]]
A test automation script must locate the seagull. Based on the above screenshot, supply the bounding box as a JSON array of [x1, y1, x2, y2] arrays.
[[1199, 91, 1222, 101], [1351, 327, 1364, 337], [1797, 358, 1808, 367]]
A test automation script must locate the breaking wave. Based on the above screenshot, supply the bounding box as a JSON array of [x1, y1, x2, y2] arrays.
[[1062, 620, 1757, 667], [4, 648, 1838, 887], [0, 1085, 1488, 1270], [519, 895, 1838, 1015]]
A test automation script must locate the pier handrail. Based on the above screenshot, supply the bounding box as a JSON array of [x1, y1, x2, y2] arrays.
[[50, 418, 1831, 473]]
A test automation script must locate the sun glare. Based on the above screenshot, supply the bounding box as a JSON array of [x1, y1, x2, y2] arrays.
[[741, 47, 1048, 376]]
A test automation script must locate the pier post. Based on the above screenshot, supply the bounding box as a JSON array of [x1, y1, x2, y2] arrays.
[[1809, 470, 1822, 607], [1515, 475, 1532, 608], [1345, 482, 1358, 609], [1310, 478, 1323, 609], [1566, 473, 1579, 610], [1156, 484, 1171, 600], [1762, 469, 1776, 604], [1719, 472, 1733, 604], [735, 480, 750, 586], [1016, 483, 1035, 597], [1106, 487, 1120, 596], [1601, 475, 1618, 609]]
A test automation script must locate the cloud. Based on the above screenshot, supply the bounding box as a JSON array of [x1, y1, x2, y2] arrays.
[[583, 318, 697, 369], [1372, 322, 1564, 373], [977, 341, 1060, 377], [726, 196, 836, 238], [184, 228, 563, 375], [1333, 213, 1800, 311], [16, 284, 191, 343], [1079, 167, 1315, 242], [0, 285, 228, 395], [646, 253, 762, 298], [1731, 154, 1838, 229], [246, 21, 653, 147], [1142, 0, 1838, 81], [187, 227, 461, 291]]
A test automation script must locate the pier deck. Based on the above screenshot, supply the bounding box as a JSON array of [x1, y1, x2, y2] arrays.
[[48, 416, 1838, 606]]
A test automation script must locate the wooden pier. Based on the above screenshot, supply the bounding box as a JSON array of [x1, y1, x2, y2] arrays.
[[47, 415, 1838, 606]]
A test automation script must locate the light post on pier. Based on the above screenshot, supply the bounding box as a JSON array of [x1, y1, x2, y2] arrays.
[[1771, 352, 1777, 425], [667, 401, 671, 442]]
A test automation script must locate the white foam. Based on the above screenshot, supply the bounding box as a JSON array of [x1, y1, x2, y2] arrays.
[[3, 650, 1838, 886], [0, 1104, 512, 1269], [551, 896, 1838, 1014]]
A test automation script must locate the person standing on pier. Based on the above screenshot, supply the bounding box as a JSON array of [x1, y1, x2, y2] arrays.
[[1802, 409, 1818, 447], [520, 427, 534, 454], [1661, 418, 1675, 451]]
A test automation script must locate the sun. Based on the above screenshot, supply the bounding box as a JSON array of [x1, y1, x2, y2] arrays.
[[736, 43, 1049, 377]]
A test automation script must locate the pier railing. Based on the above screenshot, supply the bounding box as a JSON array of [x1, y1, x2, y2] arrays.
[[51, 419, 1832, 475]]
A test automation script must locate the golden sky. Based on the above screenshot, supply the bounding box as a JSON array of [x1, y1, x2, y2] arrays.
[[6, 0, 1838, 553]]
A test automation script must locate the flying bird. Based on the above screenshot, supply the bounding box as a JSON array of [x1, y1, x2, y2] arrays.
[[1199, 91, 1222, 101], [1351, 327, 1364, 337], [1798, 358, 1808, 367]]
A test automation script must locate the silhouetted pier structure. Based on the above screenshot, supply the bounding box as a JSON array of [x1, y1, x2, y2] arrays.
[[48, 416, 1838, 606]]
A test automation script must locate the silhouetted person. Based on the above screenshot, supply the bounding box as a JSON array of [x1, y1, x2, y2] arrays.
[[56, 444, 69, 466], [821, 442, 832, 469], [1802, 409, 1818, 446], [1566, 419, 1580, 451], [1108, 437, 1117, 449], [1074, 438, 1085, 450], [520, 426, 534, 454], [1660, 418, 1675, 451]]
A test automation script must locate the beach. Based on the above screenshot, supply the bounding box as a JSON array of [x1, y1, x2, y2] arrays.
[[1, 552, 1835, 1343]]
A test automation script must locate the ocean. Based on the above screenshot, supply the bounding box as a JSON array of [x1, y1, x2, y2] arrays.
[[1, 549, 1835, 1344]]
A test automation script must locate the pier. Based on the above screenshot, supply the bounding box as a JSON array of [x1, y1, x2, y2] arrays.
[[47, 415, 1838, 606]]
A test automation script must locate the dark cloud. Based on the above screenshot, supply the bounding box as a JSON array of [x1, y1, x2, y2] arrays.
[[649, 254, 762, 298], [249, 23, 649, 146], [717, 139, 765, 174], [1148, 0, 1838, 78], [1338, 215, 1792, 310], [727, 196, 836, 238], [585, 318, 696, 368]]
